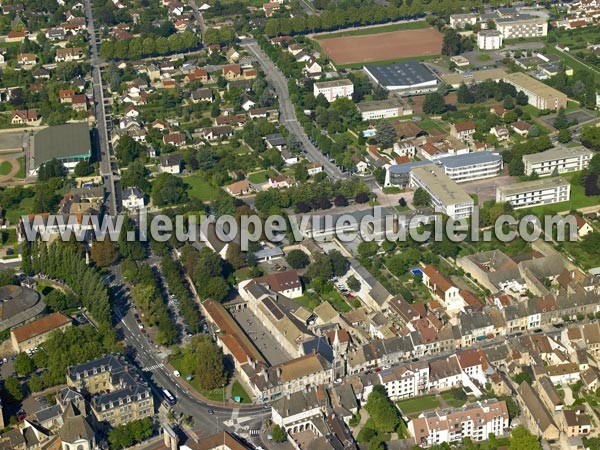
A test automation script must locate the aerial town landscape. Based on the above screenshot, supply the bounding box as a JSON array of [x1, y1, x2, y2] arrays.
[[0, 0, 599, 449]]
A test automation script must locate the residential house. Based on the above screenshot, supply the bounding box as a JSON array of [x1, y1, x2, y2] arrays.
[[203, 125, 234, 141], [223, 64, 242, 80], [11, 109, 38, 124], [422, 265, 465, 313], [17, 53, 36, 68], [122, 187, 145, 211], [516, 381, 560, 441], [190, 88, 213, 103], [163, 132, 186, 147], [55, 47, 84, 63], [225, 180, 254, 196], [512, 120, 531, 137], [450, 121, 477, 141], [491, 125, 510, 141], [159, 154, 182, 174]]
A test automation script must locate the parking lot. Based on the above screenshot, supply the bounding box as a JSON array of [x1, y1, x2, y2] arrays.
[[462, 174, 516, 205], [230, 308, 292, 366]]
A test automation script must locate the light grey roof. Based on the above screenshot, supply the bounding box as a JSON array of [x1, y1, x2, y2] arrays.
[[522, 147, 593, 165], [498, 177, 569, 197], [440, 151, 502, 168], [33, 123, 91, 168]]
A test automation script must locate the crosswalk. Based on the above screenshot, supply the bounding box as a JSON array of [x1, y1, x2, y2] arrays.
[[142, 363, 164, 372]]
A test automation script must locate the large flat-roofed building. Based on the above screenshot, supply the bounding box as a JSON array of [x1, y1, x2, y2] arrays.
[[313, 79, 354, 102], [496, 177, 570, 209], [410, 165, 474, 219], [503, 72, 567, 110], [31, 123, 91, 175], [495, 14, 548, 39], [385, 152, 503, 187], [364, 60, 438, 94], [523, 147, 593, 176], [440, 68, 507, 89], [449, 13, 479, 29], [356, 98, 413, 121]]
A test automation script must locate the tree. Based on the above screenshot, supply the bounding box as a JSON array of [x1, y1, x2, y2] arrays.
[[2, 376, 24, 403], [512, 372, 532, 385], [365, 385, 399, 433], [553, 107, 569, 130], [115, 135, 144, 165], [286, 250, 310, 269], [516, 91, 529, 106], [508, 425, 541, 450], [376, 121, 397, 149], [581, 126, 600, 151], [457, 83, 474, 103], [413, 187, 431, 206], [90, 239, 119, 267], [358, 241, 378, 258], [108, 418, 153, 450], [347, 276, 361, 292], [225, 242, 245, 270], [14, 353, 35, 376], [180, 335, 227, 390], [152, 173, 188, 206], [355, 192, 369, 204], [74, 160, 94, 177], [502, 96, 515, 110], [200, 277, 229, 302], [28, 374, 44, 393], [558, 129, 571, 144], [271, 425, 286, 442], [422, 92, 447, 115], [329, 250, 348, 277], [442, 29, 462, 56]]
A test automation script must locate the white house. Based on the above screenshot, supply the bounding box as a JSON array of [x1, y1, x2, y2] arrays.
[[122, 187, 145, 211]]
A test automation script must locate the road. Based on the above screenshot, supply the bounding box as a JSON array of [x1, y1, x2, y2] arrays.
[[84, 0, 120, 215], [240, 39, 345, 181], [187, 0, 207, 37]]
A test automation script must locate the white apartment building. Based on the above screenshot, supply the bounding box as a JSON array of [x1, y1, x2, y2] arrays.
[[496, 177, 571, 209], [495, 15, 548, 39], [410, 165, 474, 219], [409, 400, 509, 447], [449, 13, 478, 29], [313, 79, 354, 102], [356, 99, 413, 120], [477, 30, 503, 50], [441, 152, 503, 183], [523, 147, 593, 176]]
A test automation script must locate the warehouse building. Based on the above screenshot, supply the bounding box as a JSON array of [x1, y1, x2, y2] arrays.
[[31, 123, 91, 175], [363, 60, 438, 95], [523, 147, 593, 177], [503, 72, 567, 110], [496, 177, 570, 209]]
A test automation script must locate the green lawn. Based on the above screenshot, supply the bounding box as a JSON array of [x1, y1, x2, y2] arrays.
[[183, 175, 219, 201], [231, 381, 252, 404], [396, 395, 441, 417], [170, 355, 226, 402], [292, 294, 322, 311], [234, 267, 255, 283], [322, 288, 351, 312], [526, 183, 600, 214], [544, 46, 600, 82], [477, 54, 492, 61], [248, 170, 275, 184], [440, 389, 468, 408], [5, 197, 34, 225], [312, 21, 429, 40], [15, 157, 25, 179], [0, 161, 13, 176]]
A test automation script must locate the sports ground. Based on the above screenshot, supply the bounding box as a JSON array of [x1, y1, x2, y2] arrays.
[[317, 28, 443, 66]]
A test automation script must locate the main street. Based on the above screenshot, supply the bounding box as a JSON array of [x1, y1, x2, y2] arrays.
[[240, 39, 345, 181], [84, 0, 120, 215]]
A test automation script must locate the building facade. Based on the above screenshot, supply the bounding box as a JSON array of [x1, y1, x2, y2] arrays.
[[477, 30, 503, 50], [496, 177, 571, 209], [523, 147, 593, 176], [503, 72, 567, 110], [313, 80, 354, 102]]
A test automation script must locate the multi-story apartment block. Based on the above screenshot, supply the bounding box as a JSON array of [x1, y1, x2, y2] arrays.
[[523, 147, 593, 176], [408, 399, 509, 447], [494, 14, 548, 39], [449, 13, 479, 28], [496, 177, 570, 209], [313, 79, 354, 102], [410, 165, 474, 219], [477, 30, 503, 50], [67, 354, 154, 427], [503, 72, 567, 110]]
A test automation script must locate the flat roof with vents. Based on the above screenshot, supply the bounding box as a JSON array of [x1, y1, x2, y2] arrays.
[[363, 60, 438, 91]]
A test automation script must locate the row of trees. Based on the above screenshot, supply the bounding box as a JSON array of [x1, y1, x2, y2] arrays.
[[253, 178, 370, 215], [100, 32, 199, 60], [22, 240, 112, 325], [180, 245, 231, 303], [173, 335, 227, 390], [108, 418, 154, 450], [160, 254, 201, 333], [127, 262, 178, 345]]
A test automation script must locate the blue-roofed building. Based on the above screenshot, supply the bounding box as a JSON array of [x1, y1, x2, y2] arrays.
[[385, 151, 503, 187]]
